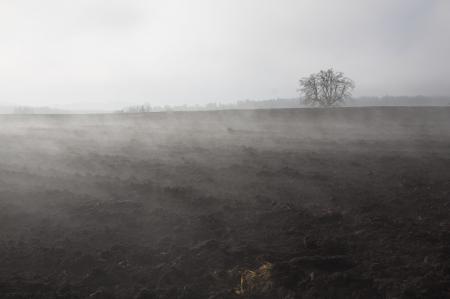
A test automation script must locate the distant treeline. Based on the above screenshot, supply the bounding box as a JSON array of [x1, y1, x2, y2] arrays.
[[118, 98, 304, 113], [4, 96, 449, 114], [13, 106, 69, 114], [119, 96, 450, 113], [347, 96, 450, 107]]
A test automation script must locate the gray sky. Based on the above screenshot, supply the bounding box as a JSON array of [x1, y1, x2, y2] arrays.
[[0, 0, 449, 110]]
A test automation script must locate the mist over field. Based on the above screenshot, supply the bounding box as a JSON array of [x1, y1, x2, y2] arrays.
[[1, 108, 450, 298], [1, 1, 450, 298]]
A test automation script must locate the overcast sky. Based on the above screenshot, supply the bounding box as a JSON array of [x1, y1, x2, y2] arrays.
[[0, 0, 449, 110]]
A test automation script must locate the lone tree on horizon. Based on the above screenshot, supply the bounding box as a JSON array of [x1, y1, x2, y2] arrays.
[[298, 69, 354, 107]]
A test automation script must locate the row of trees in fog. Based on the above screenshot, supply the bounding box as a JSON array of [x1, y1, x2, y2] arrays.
[[118, 99, 304, 113], [119, 95, 450, 113]]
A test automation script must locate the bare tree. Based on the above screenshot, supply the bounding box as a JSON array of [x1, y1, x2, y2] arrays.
[[298, 69, 354, 107]]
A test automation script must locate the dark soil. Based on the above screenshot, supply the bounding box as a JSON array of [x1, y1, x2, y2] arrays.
[[0, 107, 449, 298]]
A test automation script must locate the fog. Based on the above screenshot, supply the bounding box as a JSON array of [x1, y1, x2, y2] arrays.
[[1, 0, 449, 110], [1, 2, 450, 297]]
